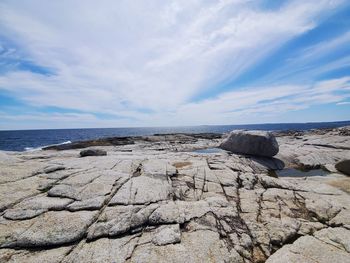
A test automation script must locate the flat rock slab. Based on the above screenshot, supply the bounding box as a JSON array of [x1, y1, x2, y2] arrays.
[[266, 228, 350, 263], [110, 175, 172, 205], [0, 246, 72, 263], [0, 211, 97, 248]]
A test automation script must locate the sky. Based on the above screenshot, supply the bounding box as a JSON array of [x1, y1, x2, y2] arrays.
[[0, 0, 350, 130]]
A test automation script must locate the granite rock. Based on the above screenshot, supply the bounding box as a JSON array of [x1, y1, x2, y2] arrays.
[[335, 159, 350, 175], [0, 127, 349, 262], [220, 130, 279, 157]]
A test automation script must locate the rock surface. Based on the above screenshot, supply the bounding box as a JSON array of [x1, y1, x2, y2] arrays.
[[335, 159, 350, 175], [220, 130, 279, 157], [0, 127, 349, 262]]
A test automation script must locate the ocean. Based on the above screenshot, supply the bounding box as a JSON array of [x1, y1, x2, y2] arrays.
[[0, 121, 349, 152]]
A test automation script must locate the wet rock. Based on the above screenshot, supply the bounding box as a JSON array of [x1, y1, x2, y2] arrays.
[[335, 159, 350, 175], [220, 130, 279, 157], [80, 149, 107, 157]]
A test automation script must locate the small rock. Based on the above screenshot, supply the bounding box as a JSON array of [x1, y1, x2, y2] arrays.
[[335, 159, 350, 175], [79, 149, 107, 157], [152, 224, 181, 246], [220, 130, 279, 157]]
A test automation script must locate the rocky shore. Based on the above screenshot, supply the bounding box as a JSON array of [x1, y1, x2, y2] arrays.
[[0, 127, 349, 262]]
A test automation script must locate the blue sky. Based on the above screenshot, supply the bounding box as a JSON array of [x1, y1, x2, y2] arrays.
[[0, 0, 349, 130]]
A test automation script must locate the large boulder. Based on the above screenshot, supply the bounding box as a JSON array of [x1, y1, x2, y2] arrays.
[[79, 149, 107, 157], [220, 130, 279, 157], [335, 159, 350, 175]]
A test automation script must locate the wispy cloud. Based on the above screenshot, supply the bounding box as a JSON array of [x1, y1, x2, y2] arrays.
[[260, 29, 350, 83], [337, 101, 350, 105], [0, 0, 349, 129], [3, 76, 348, 129], [166, 77, 350, 125]]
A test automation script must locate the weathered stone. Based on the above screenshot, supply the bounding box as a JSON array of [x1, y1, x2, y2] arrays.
[[266, 229, 350, 263], [87, 204, 158, 240], [67, 196, 105, 211], [0, 246, 72, 263], [4, 208, 46, 220], [220, 130, 279, 157], [0, 176, 53, 211], [110, 175, 172, 205], [152, 224, 181, 246], [0, 211, 97, 248], [314, 227, 350, 253], [61, 235, 139, 263], [131, 230, 244, 263], [48, 184, 80, 200], [330, 209, 350, 228], [12, 195, 73, 210], [335, 159, 350, 175]]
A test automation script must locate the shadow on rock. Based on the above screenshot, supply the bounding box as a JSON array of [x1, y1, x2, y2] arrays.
[[250, 156, 285, 170]]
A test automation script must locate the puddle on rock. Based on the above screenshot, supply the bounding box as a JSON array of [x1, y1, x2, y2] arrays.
[[192, 148, 226, 154], [269, 168, 330, 178]]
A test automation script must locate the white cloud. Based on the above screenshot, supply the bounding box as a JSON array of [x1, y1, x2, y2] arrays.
[[2, 76, 348, 129], [337, 101, 350, 105], [0, 0, 348, 129], [161, 77, 350, 125]]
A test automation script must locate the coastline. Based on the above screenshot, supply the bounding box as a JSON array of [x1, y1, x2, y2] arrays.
[[0, 126, 349, 262], [1, 120, 350, 152]]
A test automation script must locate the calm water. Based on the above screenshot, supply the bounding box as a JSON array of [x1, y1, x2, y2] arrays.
[[0, 121, 349, 152], [193, 148, 225, 154], [270, 168, 330, 178]]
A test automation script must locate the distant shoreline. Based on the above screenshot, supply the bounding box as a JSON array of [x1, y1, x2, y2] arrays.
[[1, 120, 349, 152], [1, 120, 350, 132]]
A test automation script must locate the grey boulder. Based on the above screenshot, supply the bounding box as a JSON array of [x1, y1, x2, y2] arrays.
[[335, 159, 350, 175], [79, 149, 107, 157], [220, 130, 279, 157]]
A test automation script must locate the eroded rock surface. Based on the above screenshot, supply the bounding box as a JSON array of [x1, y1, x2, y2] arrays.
[[0, 127, 349, 262]]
